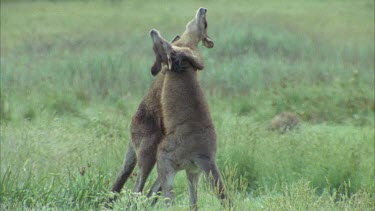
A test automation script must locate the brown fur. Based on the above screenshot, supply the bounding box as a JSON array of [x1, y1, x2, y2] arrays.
[[150, 29, 229, 210], [269, 112, 300, 133], [110, 8, 214, 200]]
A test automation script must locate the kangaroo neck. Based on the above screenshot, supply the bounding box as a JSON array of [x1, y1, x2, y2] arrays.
[[164, 70, 198, 97], [174, 32, 200, 49]]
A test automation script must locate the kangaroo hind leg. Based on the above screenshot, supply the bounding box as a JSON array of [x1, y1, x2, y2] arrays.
[[157, 154, 177, 207], [111, 143, 137, 193], [147, 178, 162, 206], [186, 169, 201, 211], [195, 157, 231, 208], [132, 147, 158, 193]]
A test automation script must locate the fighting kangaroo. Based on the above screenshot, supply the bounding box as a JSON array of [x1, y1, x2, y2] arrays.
[[111, 8, 214, 198], [150, 28, 229, 210]]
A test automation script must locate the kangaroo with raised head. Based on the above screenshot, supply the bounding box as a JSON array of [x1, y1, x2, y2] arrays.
[[111, 8, 214, 198], [149, 27, 229, 210]]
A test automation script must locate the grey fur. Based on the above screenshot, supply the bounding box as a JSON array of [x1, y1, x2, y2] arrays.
[[150, 29, 230, 210]]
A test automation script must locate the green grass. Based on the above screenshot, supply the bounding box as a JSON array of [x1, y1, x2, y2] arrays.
[[1, 0, 374, 210]]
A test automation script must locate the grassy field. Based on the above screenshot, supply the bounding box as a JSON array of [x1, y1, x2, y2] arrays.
[[1, 0, 374, 210]]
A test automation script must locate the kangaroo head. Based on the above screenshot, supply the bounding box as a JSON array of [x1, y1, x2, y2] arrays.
[[150, 29, 204, 75], [176, 7, 214, 48], [150, 29, 174, 76], [149, 35, 183, 76]]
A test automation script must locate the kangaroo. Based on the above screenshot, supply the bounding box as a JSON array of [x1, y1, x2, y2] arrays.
[[111, 8, 214, 199], [149, 28, 229, 210]]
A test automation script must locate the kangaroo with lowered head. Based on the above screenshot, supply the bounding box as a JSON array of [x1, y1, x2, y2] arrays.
[[149, 28, 229, 210], [110, 8, 214, 200]]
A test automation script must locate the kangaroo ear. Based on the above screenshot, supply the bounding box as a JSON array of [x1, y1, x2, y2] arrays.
[[171, 35, 181, 43], [151, 58, 162, 76], [202, 35, 214, 48]]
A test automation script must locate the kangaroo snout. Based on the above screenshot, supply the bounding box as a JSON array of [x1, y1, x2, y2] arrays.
[[150, 29, 158, 36], [150, 29, 161, 42], [197, 7, 207, 17], [200, 8, 207, 14]]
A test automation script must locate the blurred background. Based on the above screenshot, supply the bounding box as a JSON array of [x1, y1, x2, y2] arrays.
[[1, 0, 374, 210]]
